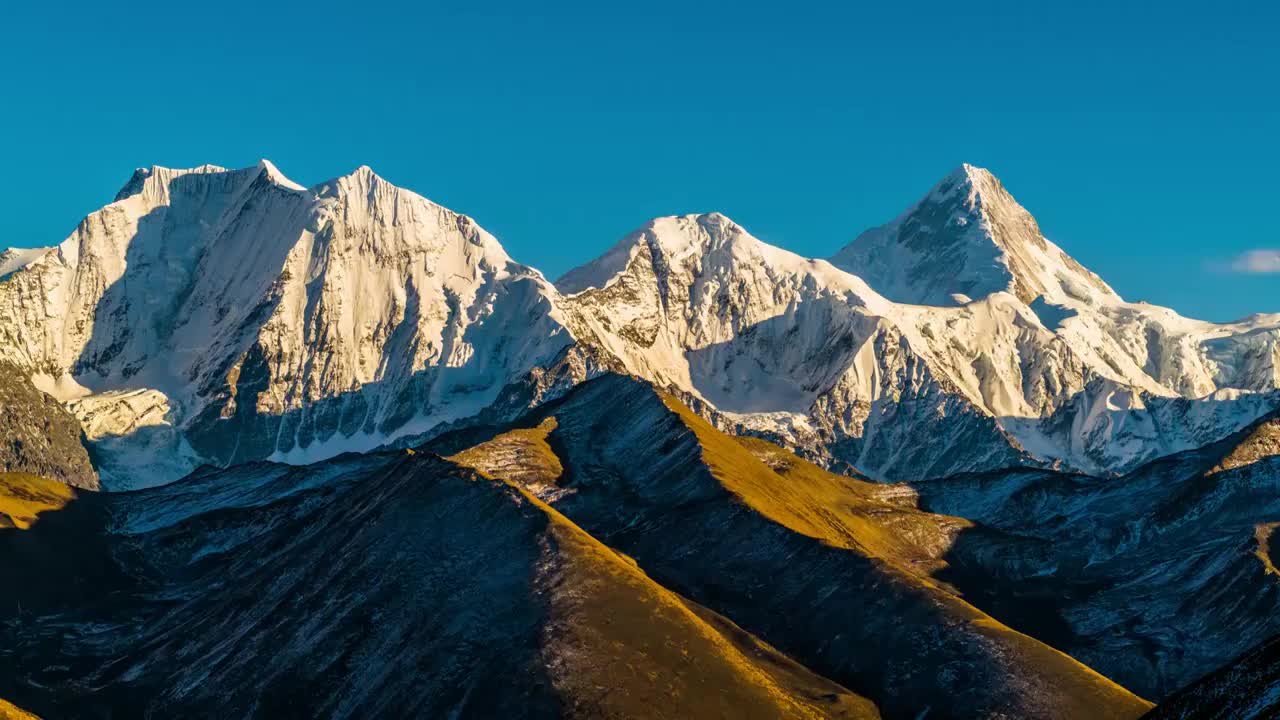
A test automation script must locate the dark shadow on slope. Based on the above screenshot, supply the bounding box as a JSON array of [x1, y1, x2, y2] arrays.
[[0, 486, 138, 717], [681, 306, 1031, 480], [181, 268, 569, 470], [914, 427, 1280, 702], [1143, 631, 1280, 719], [0, 457, 566, 720], [495, 375, 1150, 720]]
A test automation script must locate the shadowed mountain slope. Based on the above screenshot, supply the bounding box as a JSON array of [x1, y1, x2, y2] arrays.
[[1143, 633, 1280, 719], [0, 452, 874, 719], [913, 412, 1280, 699], [446, 374, 1153, 720]]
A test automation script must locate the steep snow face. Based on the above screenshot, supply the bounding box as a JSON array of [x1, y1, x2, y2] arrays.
[[185, 165, 574, 469], [557, 213, 1034, 480], [831, 164, 1280, 402], [831, 164, 1120, 307], [822, 164, 1280, 472], [0, 162, 572, 488], [558, 185, 1278, 478], [3, 160, 1276, 488], [559, 213, 891, 404], [0, 247, 52, 279]]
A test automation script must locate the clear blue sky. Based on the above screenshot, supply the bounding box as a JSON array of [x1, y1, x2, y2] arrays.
[[2, 0, 1276, 320]]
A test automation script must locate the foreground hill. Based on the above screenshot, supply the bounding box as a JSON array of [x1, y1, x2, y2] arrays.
[[0, 377, 1163, 719], [445, 375, 1153, 719], [912, 412, 1280, 699], [0, 453, 875, 718]]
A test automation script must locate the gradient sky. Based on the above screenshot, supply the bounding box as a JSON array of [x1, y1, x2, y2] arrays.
[[2, 0, 1276, 321]]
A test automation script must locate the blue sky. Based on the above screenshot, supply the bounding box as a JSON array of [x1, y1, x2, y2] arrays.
[[2, 0, 1276, 320]]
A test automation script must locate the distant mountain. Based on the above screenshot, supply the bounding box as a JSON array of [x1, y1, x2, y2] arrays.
[[0, 162, 571, 488], [831, 163, 1119, 307], [557, 190, 1278, 479], [1, 161, 1276, 489]]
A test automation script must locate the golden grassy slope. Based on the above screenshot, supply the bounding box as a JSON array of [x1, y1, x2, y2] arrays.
[[0, 699, 39, 720], [658, 394, 1154, 718], [1211, 416, 1280, 475], [451, 428, 879, 719], [0, 472, 76, 529], [534, 494, 878, 719], [448, 418, 564, 492], [446, 384, 1152, 718]]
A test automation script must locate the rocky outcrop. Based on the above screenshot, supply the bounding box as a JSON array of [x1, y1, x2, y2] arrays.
[[0, 363, 96, 489]]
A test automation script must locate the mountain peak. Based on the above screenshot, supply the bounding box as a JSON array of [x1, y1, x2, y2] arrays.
[[311, 164, 392, 197], [113, 162, 308, 204], [556, 212, 815, 295], [954, 161, 991, 180], [831, 165, 1118, 307], [255, 159, 306, 192], [113, 164, 228, 202]]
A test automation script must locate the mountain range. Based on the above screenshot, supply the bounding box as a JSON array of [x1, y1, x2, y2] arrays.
[[1, 161, 1278, 719], [1, 161, 1276, 490]]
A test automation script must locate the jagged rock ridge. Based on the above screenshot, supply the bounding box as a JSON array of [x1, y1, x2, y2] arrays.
[[0, 363, 96, 489]]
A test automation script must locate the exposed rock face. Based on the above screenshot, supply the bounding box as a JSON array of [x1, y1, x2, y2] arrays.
[[0, 363, 96, 489], [1, 161, 1276, 489]]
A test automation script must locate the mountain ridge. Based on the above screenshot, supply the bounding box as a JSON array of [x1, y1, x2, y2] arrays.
[[1, 160, 1276, 489]]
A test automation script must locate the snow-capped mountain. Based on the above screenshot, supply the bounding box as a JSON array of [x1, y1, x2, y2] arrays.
[[1, 160, 1276, 488], [829, 164, 1280, 471], [556, 182, 1278, 478], [555, 212, 1032, 479], [0, 162, 572, 487], [830, 163, 1120, 307]]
